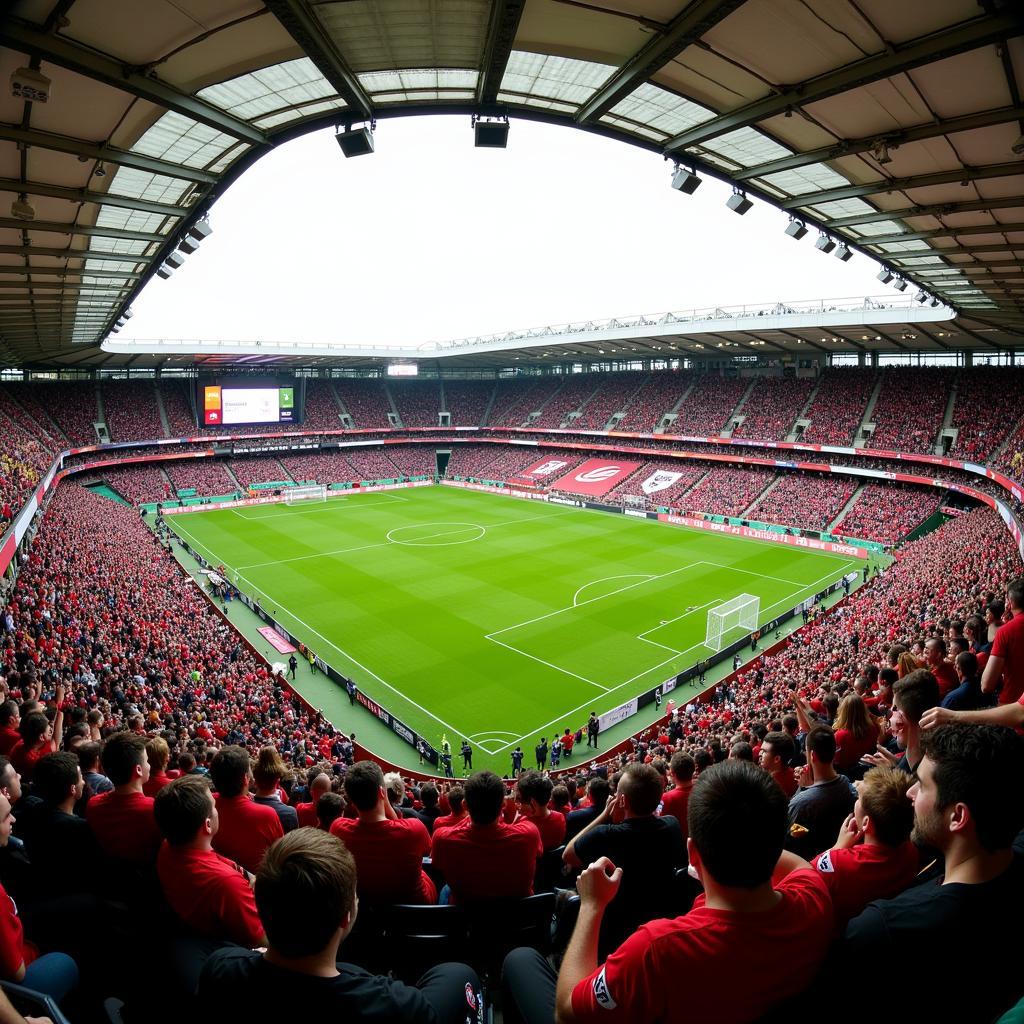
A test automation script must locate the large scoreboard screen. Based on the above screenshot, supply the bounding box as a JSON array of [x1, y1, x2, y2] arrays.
[[203, 385, 295, 426]]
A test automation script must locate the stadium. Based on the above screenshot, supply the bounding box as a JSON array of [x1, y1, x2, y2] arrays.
[[1, 1, 1023, 1021]]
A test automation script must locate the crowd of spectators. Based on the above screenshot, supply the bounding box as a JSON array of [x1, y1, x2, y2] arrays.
[[228, 458, 292, 490], [732, 376, 814, 441], [392, 382, 442, 428], [334, 380, 393, 429], [164, 459, 237, 497], [834, 482, 940, 544], [605, 459, 706, 507], [161, 382, 197, 437], [616, 371, 693, 433], [673, 375, 748, 436], [801, 368, 876, 446], [387, 446, 438, 477], [868, 368, 955, 454], [529, 375, 601, 430], [487, 378, 563, 427], [42, 383, 99, 446], [442, 381, 493, 427], [100, 465, 170, 506], [4, 385, 66, 446], [993, 416, 1024, 483], [680, 466, 775, 517], [748, 472, 858, 532], [570, 374, 645, 431], [950, 367, 1024, 462], [345, 449, 405, 481], [300, 381, 344, 431], [102, 382, 164, 443], [280, 451, 356, 485], [0, 398, 54, 532]]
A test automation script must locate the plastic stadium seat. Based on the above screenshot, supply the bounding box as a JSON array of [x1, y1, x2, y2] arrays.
[[0, 980, 70, 1024], [464, 892, 556, 978], [381, 903, 468, 982], [534, 845, 568, 893]]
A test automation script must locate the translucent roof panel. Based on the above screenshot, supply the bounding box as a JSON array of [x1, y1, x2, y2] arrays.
[[86, 238, 152, 258], [759, 163, 852, 196], [500, 52, 613, 107], [372, 90, 476, 104], [848, 221, 908, 237], [608, 84, 714, 138], [131, 112, 237, 171], [95, 205, 175, 236], [598, 114, 670, 142], [199, 59, 337, 121], [700, 128, 790, 169], [499, 92, 579, 114], [805, 198, 880, 219], [359, 69, 478, 92], [105, 167, 192, 208], [254, 99, 348, 130]]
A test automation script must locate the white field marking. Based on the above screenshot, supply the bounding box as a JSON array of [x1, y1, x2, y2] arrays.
[[167, 518, 477, 743], [486, 561, 712, 640], [489, 558, 859, 755], [572, 574, 655, 608], [386, 522, 486, 547], [635, 600, 719, 653], [467, 731, 519, 740], [230, 493, 408, 520], [488, 635, 611, 692]]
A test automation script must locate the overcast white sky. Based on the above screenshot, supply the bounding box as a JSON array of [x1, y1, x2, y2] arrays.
[[121, 116, 896, 347]]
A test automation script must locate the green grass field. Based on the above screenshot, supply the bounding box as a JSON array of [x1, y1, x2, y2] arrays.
[[165, 485, 858, 768]]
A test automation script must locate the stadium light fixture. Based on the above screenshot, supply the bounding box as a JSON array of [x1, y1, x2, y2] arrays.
[[929, 297, 941, 307], [893, 279, 908, 292], [335, 122, 375, 158], [915, 290, 928, 303], [178, 219, 212, 255], [1012, 134, 1024, 156], [670, 164, 702, 195], [814, 234, 836, 254], [726, 189, 752, 215], [877, 268, 894, 284], [473, 115, 509, 149], [784, 218, 807, 240], [834, 243, 852, 262], [10, 194, 34, 221]]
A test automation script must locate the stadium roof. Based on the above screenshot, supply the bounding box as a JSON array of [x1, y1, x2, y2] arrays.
[[1, 0, 1021, 369]]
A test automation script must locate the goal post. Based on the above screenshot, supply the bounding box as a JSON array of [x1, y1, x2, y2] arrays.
[[705, 593, 760, 653], [284, 484, 327, 506]]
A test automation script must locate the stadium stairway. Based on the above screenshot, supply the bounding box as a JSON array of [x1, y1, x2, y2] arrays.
[[563, 379, 605, 428], [382, 381, 402, 427], [93, 385, 109, 443], [605, 373, 653, 430], [828, 484, 866, 533], [724, 377, 759, 435], [853, 375, 884, 446], [223, 462, 244, 492], [935, 379, 959, 453], [741, 473, 783, 518], [478, 381, 499, 426], [786, 377, 822, 441], [329, 381, 351, 424], [154, 383, 172, 438], [274, 459, 295, 483], [659, 377, 698, 433], [527, 377, 569, 426]]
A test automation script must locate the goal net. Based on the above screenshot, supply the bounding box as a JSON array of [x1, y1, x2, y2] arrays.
[[705, 593, 760, 653], [284, 484, 327, 506]]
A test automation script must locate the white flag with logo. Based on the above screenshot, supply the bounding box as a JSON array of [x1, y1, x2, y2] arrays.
[[641, 470, 683, 495]]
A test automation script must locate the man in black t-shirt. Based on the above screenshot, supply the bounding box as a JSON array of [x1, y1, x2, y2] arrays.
[[563, 763, 684, 958], [198, 828, 481, 1023], [833, 725, 1024, 1022]]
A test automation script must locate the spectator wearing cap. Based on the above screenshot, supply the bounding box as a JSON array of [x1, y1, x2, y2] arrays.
[[210, 745, 283, 875], [154, 776, 266, 948]]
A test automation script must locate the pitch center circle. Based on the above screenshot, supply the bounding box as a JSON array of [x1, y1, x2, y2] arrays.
[[386, 522, 486, 547]]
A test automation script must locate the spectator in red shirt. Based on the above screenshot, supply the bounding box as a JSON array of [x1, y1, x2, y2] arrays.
[[294, 771, 331, 828], [515, 771, 566, 851], [832, 695, 880, 775], [561, 728, 575, 760], [316, 792, 345, 831], [330, 760, 436, 905], [209, 745, 283, 875], [0, 703, 20, 757], [923, 637, 958, 699], [142, 736, 175, 798], [0, 791, 79, 1007], [154, 776, 266, 948], [981, 576, 1024, 705], [812, 765, 918, 929], [502, 760, 832, 1024], [759, 730, 798, 799], [431, 785, 468, 832], [432, 771, 542, 905], [85, 730, 161, 865], [10, 684, 63, 782], [660, 751, 695, 838]]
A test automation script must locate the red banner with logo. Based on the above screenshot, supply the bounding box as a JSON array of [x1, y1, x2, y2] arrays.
[[519, 455, 576, 480], [552, 458, 641, 496]]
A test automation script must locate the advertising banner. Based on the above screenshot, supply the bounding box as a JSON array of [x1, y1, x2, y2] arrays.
[[552, 458, 641, 496], [640, 469, 684, 495], [659, 513, 869, 558], [519, 456, 575, 480]]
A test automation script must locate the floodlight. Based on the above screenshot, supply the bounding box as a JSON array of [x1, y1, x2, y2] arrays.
[[1012, 134, 1024, 156], [164, 252, 185, 271], [929, 297, 941, 307], [834, 243, 852, 262], [893, 279, 908, 292], [10, 67, 50, 103], [784, 219, 807, 240], [915, 291, 928, 303], [156, 264, 175, 279], [814, 234, 836, 254], [670, 166, 702, 194], [179, 219, 212, 254], [10, 195, 34, 221], [335, 125, 375, 158], [726, 190, 752, 215], [877, 268, 894, 284], [473, 115, 509, 148]]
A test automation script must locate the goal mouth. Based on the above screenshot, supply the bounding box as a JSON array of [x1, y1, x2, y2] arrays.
[[705, 593, 760, 653], [284, 485, 328, 505]]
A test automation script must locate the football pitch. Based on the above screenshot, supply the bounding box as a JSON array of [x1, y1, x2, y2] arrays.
[[165, 485, 859, 768]]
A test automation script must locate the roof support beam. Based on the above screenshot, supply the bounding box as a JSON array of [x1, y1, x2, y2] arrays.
[[733, 104, 1024, 181], [774, 329, 828, 354], [0, 281, 129, 292], [0, 244, 150, 261], [0, 124, 218, 184], [0, 176, 186, 217], [861, 222, 1024, 246], [575, 0, 749, 124], [781, 161, 1024, 210], [664, 12, 1023, 151], [954, 324, 1001, 349], [264, 0, 373, 119], [828, 195, 1024, 227], [0, 20, 269, 146], [0, 267, 142, 280], [0, 217, 165, 242], [877, 243, 1024, 259], [477, 0, 527, 106]]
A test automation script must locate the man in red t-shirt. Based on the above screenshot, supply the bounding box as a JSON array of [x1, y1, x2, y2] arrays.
[[502, 761, 833, 1024], [294, 771, 331, 829], [0, 703, 20, 757], [923, 638, 958, 700], [759, 730, 798, 799], [155, 776, 266, 948], [515, 771, 566, 851], [660, 751, 695, 839], [431, 785, 468, 832], [330, 760, 435, 904], [209, 745, 283, 874], [982, 577, 1024, 705], [432, 771, 541, 904], [9, 684, 64, 782], [812, 765, 919, 929], [85, 730, 161, 865]]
